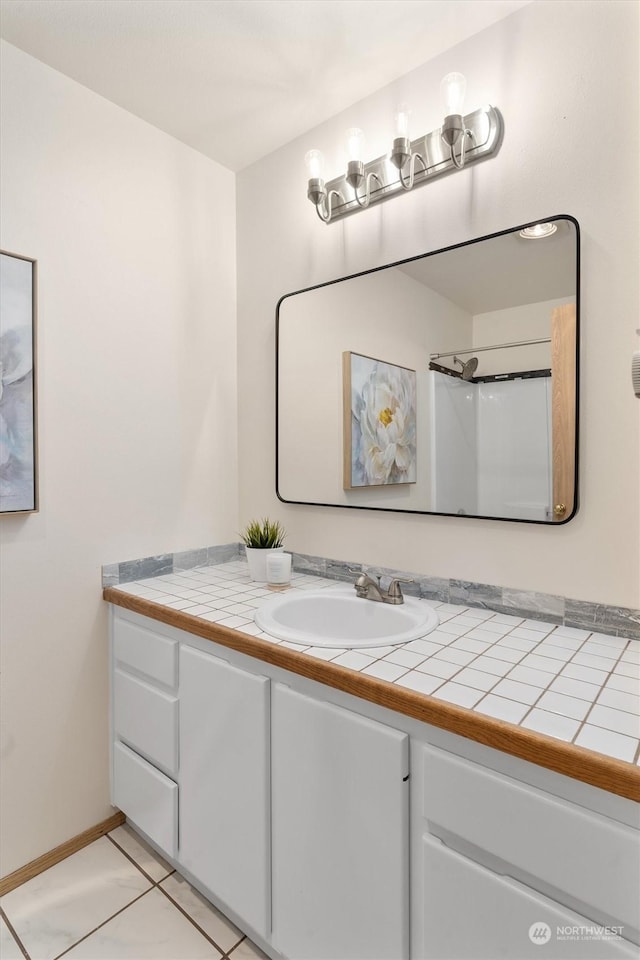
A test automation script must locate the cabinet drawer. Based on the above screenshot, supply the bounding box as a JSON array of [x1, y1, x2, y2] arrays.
[[421, 745, 640, 938], [113, 741, 178, 860], [114, 668, 178, 775], [113, 614, 177, 689], [420, 835, 638, 959]]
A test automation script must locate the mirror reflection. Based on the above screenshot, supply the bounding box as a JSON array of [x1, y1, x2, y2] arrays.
[[277, 216, 579, 523]]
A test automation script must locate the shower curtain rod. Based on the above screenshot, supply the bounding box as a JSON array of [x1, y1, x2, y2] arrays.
[[430, 337, 551, 361]]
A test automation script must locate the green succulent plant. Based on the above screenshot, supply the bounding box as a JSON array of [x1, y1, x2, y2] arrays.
[[240, 518, 286, 549]]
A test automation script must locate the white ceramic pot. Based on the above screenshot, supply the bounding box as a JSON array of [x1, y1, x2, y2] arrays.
[[245, 545, 284, 582]]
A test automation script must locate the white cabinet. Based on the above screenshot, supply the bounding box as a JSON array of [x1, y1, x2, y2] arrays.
[[414, 744, 640, 959], [111, 612, 179, 859], [178, 646, 271, 939], [420, 836, 638, 959], [109, 606, 639, 960], [271, 683, 410, 960]]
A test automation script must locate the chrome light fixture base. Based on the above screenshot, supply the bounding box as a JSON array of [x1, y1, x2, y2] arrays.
[[312, 104, 502, 224]]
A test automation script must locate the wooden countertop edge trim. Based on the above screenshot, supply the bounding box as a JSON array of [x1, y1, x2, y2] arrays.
[[104, 588, 640, 802]]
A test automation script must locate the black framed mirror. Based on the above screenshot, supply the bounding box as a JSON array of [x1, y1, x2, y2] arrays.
[[276, 216, 579, 524]]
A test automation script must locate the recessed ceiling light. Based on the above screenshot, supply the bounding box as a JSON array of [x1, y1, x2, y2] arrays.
[[519, 222, 558, 239]]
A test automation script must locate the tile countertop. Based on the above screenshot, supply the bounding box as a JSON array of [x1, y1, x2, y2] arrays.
[[104, 561, 640, 801]]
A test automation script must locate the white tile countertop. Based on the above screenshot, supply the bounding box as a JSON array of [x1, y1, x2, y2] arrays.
[[111, 561, 640, 769]]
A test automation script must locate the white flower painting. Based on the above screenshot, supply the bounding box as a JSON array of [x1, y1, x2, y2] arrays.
[[0, 251, 37, 514], [343, 351, 416, 488]]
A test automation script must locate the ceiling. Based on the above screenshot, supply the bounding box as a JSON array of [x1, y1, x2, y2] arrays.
[[0, 0, 530, 171], [399, 218, 577, 314]]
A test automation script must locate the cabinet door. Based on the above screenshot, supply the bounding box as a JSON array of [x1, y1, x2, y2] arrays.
[[420, 835, 638, 959], [178, 646, 270, 939], [271, 684, 409, 960]]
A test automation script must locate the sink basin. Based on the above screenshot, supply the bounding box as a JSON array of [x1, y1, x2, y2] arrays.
[[254, 586, 439, 648]]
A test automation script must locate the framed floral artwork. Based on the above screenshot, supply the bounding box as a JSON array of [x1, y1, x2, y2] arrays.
[[343, 351, 416, 489], [0, 250, 38, 514]]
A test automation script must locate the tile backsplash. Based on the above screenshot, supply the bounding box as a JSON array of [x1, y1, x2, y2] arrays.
[[102, 544, 640, 641]]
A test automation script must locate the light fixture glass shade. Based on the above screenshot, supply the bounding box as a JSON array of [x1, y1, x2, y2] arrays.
[[395, 103, 411, 139], [441, 72, 466, 116], [305, 149, 325, 180], [346, 127, 365, 162]]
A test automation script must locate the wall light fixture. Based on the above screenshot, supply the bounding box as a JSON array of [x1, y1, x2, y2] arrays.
[[305, 74, 503, 224]]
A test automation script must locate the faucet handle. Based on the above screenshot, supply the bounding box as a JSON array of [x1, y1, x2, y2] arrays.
[[387, 577, 414, 600]]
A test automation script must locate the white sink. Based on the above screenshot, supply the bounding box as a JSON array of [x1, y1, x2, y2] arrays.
[[254, 585, 439, 648]]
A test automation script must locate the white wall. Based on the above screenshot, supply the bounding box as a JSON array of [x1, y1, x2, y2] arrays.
[[0, 42, 238, 876], [237, 0, 640, 608]]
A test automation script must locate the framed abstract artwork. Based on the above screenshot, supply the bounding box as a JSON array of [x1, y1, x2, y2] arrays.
[[0, 250, 38, 514], [343, 351, 416, 489]]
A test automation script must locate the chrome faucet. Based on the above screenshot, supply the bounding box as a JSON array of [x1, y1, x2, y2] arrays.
[[352, 571, 414, 605]]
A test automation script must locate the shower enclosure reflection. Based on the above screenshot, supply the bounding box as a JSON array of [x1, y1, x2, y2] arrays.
[[276, 217, 579, 523]]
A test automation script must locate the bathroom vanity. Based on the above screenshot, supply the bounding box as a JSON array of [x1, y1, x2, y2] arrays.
[[106, 578, 639, 960]]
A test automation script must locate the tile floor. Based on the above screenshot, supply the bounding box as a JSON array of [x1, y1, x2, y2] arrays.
[[113, 561, 640, 765], [0, 825, 268, 960]]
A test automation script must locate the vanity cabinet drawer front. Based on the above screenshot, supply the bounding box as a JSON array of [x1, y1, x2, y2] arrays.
[[421, 745, 640, 937], [113, 741, 178, 860], [420, 835, 638, 959], [114, 668, 178, 776], [113, 614, 177, 689]]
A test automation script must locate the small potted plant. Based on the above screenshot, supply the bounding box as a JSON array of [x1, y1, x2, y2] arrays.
[[240, 518, 286, 582]]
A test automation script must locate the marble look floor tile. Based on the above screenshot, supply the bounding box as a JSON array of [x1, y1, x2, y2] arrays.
[[108, 825, 173, 883], [0, 915, 24, 960], [228, 936, 270, 959], [160, 874, 242, 953], [64, 888, 221, 959], [0, 837, 151, 960], [574, 725, 639, 763]]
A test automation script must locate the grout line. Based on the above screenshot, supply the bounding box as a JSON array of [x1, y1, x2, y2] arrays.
[[156, 882, 235, 956], [52, 887, 153, 960], [105, 831, 174, 887], [0, 905, 31, 960]]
